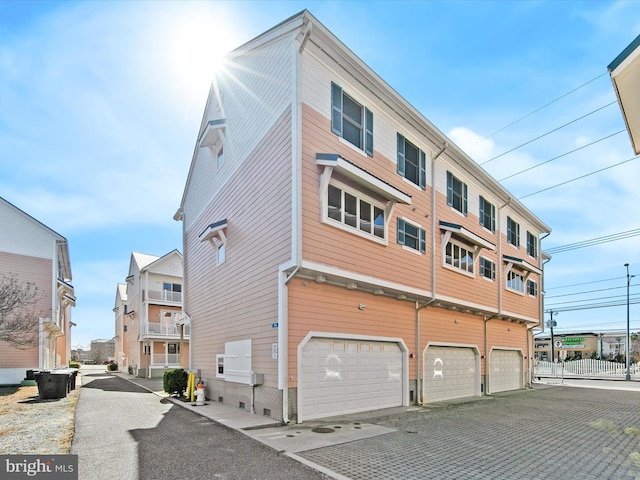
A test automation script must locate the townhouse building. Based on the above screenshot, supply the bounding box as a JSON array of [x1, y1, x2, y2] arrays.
[[115, 250, 188, 378], [174, 10, 551, 422], [0, 196, 75, 385]]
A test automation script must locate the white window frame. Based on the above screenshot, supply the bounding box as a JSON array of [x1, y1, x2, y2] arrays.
[[331, 82, 373, 156], [527, 279, 538, 297], [447, 171, 468, 215], [444, 238, 475, 276], [479, 196, 496, 233], [507, 216, 520, 247], [479, 257, 496, 281], [506, 270, 525, 294], [324, 179, 388, 244], [397, 217, 426, 254], [216, 143, 224, 169], [527, 231, 538, 259]]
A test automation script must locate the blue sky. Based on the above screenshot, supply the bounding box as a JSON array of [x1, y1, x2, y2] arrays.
[[1, 1, 639, 349]]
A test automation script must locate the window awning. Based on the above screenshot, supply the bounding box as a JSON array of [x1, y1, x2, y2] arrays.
[[503, 255, 542, 275], [316, 153, 411, 205], [199, 119, 227, 148], [199, 219, 228, 244], [439, 221, 495, 251]]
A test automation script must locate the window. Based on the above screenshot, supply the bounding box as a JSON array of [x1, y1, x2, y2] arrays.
[[217, 241, 225, 265], [217, 146, 224, 168], [479, 196, 495, 232], [446, 171, 467, 215], [527, 231, 538, 258], [397, 134, 426, 189], [527, 279, 538, 297], [327, 183, 385, 240], [331, 82, 373, 156], [162, 283, 182, 302], [123, 325, 127, 332], [507, 216, 520, 247], [168, 343, 180, 355], [397, 218, 426, 253], [479, 257, 495, 280], [445, 240, 474, 274], [506, 270, 524, 293]]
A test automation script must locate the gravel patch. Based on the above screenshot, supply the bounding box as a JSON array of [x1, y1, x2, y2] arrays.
[[0, 384, 78, 454]]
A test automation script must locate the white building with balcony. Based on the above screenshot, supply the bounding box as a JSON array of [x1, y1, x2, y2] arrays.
[[117, 250, 188, 378]]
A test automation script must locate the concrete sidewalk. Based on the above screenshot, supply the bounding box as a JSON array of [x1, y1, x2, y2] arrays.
[[115, 373, 400, 456]]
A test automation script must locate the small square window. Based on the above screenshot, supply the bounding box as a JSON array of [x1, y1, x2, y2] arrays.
[[480, 258, 495, 280], [397, 218, 426, 253], [527, 279, 538, 297]]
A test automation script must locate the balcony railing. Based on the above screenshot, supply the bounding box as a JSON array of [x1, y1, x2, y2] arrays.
[[151, 354, 181, 365], [146, 322, 190, 337], [146, 290, 182, 303]]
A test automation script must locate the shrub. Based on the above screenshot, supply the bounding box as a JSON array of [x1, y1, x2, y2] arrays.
[[69, 362, 80, 369], [163, 368, 188, 396], [107, 363, 118, 372]]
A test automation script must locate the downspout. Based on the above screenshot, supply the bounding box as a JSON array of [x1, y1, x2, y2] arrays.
[[483, 314, 498, 394], [415, 143, 447, 406], [496, 198, 511, 316], [279, 24, 307, 424]]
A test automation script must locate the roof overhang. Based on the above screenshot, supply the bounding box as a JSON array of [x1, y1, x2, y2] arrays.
[[199, 119, 227, 148], [439, 221, 495, 250], [608, 34, 640, 155], [316, 153, 411, 204], [503, 255, 542, 276], [199, 219, 228, 245]]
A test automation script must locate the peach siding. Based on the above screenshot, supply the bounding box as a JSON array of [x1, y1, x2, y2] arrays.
[[301, 103, 432, 290], [287, 277, 416, 387], [184, 107, 293, 387], [0, 252, 52, 368]]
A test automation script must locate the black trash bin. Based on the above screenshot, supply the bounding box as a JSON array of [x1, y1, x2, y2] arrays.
[[54, 368, 78, 391], [35, 371, 68, 399], [25, 369, 39, 381]]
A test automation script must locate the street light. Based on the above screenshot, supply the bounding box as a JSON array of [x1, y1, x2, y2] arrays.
[[625, 263, 635, 381]]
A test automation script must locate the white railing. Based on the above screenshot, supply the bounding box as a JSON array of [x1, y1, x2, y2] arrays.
[[535, 359, 640, 378], [146, 290, 182, 303], [151, 354, 181, 365], [147, 322, 191, 337]]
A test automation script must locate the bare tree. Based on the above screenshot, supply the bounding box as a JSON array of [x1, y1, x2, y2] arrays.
[[89, 342, 110, 364], [0, 273, 41, 348]]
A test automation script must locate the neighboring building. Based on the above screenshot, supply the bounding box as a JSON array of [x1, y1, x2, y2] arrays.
[[116, 251, 188, 378], [89, 338, 116, 364], [608, 34, 640, 154], [535, 330, 629, 361], [174, 10, 551, 423], [0, 196, 75, 385]]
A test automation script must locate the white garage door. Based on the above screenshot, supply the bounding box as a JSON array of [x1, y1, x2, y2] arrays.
[[423, 346, 478, 403], [299, 337, 403, 421], [490, 349, 522, 393]]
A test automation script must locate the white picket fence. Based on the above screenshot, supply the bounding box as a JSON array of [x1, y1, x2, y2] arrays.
[[534, 359, 640, 378]]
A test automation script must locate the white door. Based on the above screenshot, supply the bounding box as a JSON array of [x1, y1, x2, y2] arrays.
[[490, 349, 522, 393], [423, 346, 478, 402], [299, 337, 404, 421]]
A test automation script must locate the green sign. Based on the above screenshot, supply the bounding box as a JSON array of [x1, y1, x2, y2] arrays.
[[562, 337, 584, 345]]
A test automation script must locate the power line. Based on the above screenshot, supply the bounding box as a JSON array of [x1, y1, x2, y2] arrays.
[[480, 101, 617, 165], [476, 71, 608, 144], [546, 292, 640, 307], [547, 298, 640, 313], [545, 282, 640, 299], [498, 130, 626, 181], [546, 276, 625, 291], [544, 228, 640, 254], [518, 154, 640, 199]]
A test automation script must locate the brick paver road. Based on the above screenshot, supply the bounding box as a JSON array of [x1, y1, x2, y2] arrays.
[[298, 384, 640, 479]]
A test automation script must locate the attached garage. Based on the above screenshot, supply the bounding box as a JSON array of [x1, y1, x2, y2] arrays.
[[489, 349, 522, 393], [423, 345, 480, 403], [298, 335, 406, 421]]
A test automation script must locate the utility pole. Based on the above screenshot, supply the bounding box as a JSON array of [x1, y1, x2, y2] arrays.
[[548, 311, 557, 362]]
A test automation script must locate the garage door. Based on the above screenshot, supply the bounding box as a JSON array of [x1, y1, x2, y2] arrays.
[[299, 337, 404, 421], [423, 346, 478, 403], [490, 349, 522, 393]]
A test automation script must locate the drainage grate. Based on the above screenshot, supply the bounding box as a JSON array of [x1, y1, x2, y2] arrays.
[[311, 427, 335, 434]]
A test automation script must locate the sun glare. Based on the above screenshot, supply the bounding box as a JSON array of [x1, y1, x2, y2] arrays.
[[162, 6, 240, 102]]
